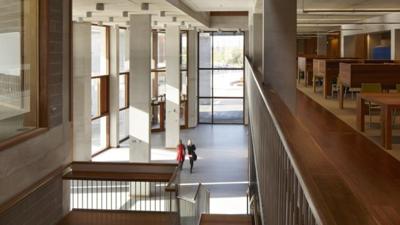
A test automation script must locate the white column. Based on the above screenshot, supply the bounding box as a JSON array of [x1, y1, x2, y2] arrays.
[[72, 22, 91, 161], [263, 0, 297, 111], [129, 15, 151, 162], [109, 26, 120, 148], [188, 30, 198, 128], [165, 25, 181, 148]]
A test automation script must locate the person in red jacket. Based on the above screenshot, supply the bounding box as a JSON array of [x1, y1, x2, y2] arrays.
[[176, 139, 186, 170]]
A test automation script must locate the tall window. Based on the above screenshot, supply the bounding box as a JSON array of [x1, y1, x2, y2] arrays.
[[119, 28, 129, 142], [180, 31, 188, 127], [0, 0, 39, 143], [91, 25, 110, 155], [198, 32, 244, 124]]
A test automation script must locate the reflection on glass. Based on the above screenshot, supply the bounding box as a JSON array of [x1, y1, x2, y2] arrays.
[[119, 109, 129, 141], [119, 74, 127, 109], [91, 26, 108, 76], [119, 29, 129, 72], [199, 98, 212, 123], [91, 79, 100, 118], [213, 34, 244, 68], [181, 71, 188, 97], [0, 0, 38, 142], [213, 70, 244, 97], [199, 33, 212, 68], [213, 98, 243, 124], [157, 33, 166, 68], [92, 116, 108, 155], [199, 70, 212, 97], [181, 32, 188, 70]]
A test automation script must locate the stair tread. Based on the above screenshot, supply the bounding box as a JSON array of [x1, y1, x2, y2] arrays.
[[200, 214, 252, 225]]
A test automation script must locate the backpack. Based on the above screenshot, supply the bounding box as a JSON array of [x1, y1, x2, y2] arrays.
[[192, 151, 197, 161]]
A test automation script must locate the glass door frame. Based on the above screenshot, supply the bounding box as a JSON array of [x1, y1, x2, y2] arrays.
[[197, 31, 245, 125]]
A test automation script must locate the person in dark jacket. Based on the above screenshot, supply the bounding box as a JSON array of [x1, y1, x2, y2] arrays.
[[187, 139, 197, 173]]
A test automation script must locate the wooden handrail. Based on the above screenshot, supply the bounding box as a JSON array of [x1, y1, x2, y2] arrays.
[[246, 57, 377, 225]]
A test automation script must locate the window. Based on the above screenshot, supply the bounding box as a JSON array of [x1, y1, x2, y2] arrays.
[[119, 28, 129, 142], [0, 0, 40, 143], [198, 32, 245, 124], [91, 25, 110, 155], [119, 28, 129, 73]]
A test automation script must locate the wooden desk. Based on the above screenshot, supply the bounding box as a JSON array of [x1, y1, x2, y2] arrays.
[[357, 93, 400, 150], [338, 63, 400, 109], [298, 56, 324, 86], [313, 59, 361, 98]]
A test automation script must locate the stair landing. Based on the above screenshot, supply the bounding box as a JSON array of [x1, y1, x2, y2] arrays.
[[200, 214, 253, 225]]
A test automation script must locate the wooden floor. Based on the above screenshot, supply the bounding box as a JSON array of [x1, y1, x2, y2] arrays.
[[295, 90, 400, 224], [200, 214, 253, 225], [56, 209, 179, 225]]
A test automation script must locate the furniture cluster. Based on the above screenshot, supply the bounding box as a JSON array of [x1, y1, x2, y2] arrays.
[[297, 56, 400, 150]]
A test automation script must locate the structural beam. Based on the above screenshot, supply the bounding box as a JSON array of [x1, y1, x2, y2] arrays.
[[129, 15, 151, 162], [165, 25, 181, 148]]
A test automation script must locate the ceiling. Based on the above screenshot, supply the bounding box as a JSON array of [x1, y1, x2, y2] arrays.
[[73, 0, 400, 33], [72, 0, 205, 28]]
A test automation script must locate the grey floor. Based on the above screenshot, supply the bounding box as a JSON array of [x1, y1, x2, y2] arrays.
[[94, 124, 249, 214]]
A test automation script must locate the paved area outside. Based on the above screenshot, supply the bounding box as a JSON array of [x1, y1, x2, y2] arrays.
[[93, 125, 249, 214]]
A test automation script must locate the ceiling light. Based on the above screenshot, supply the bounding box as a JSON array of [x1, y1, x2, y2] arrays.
[[123, 11, 129, 17], [86, 11, 92, 18], [141, 3, 149, 11], [172, 17, 177, 22], [109, 17, 114, 22], [96, 3, 104, 11], [160, 11, 166, 17]]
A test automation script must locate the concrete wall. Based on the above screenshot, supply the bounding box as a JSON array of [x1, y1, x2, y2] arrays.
[[0, 0, 72, 224], [341, 13, 400, 60]]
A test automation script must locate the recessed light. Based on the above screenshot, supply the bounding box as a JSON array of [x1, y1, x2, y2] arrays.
[[86, 11, 92, 18], [96, 3, 104, 11], [98, 21, 103, 26], [109, 17, 114, 22], [160, 11, 166, 17], [172, 17, 177, 22], [141, 3, 149, 10], [123, 11, 129, 17]]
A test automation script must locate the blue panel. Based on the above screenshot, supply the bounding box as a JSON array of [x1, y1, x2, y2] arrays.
[[372, 47, 391, 60]]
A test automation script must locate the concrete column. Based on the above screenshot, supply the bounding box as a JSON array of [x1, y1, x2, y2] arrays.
[[165, 25, 181, 148], [391, 29, 400, 60], [72, 22, 91, 161], [129, 15, 151, 162], [263, 0, 296, 111], [188, 30, 198, 128], [317, 35, 328, 56], [252, 13, 263, 73], [109, 26, 120, 148]]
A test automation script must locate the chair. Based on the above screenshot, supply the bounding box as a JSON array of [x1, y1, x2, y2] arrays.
[[361, 83, 382, 128]]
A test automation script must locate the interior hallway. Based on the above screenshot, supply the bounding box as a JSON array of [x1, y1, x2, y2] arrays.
[[94, 125, 249, 214]]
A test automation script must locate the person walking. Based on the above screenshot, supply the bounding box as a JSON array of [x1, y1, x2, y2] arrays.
[[187, 139, 197, 173], [176, 139, 186, 170]]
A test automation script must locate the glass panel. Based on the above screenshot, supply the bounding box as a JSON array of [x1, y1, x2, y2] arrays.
[[213, 70, 244, 97], [213, 98, 243, 124], [181, 32, 188, 70], [157, 32, 166, 68], [158, 72, 166, 96], [91, 78, 100, 118], [119, 109, 129, 141], [199, 98, 212, 123], [213, 34, 244, 68], [91, 26, 108, 76], [92, 116, 108, 155], [0, 0, 38, 142], [199, 33, 212, 68], [119, 29, 129, 72], [199, 70, 212, 97], [181, 71, 188, 97], [119, 74, 127, 109]]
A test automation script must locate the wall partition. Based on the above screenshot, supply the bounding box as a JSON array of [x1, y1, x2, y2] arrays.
[[198, 32, 245, 124]]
